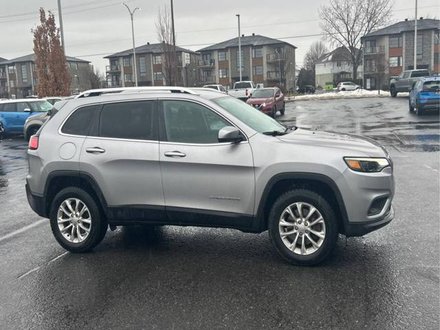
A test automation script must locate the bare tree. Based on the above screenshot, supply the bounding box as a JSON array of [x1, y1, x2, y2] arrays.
[[319, 0, 393, 81], [33, 8, 70, 96], [304, 41, 328, 71], [156, 6, 179, 86]]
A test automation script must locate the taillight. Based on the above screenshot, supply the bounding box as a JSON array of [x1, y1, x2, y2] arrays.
[[29, 135, 39, 150]]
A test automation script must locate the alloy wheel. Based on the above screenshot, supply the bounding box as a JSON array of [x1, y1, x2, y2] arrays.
[[57, 198, 92, 243]]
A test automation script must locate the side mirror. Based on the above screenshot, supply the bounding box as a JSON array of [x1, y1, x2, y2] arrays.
[[218, 126, 244, 143], [23, 108, 31, 112]]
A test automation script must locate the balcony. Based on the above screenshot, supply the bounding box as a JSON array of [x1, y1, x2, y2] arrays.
[[267, 71, 281, 80], [364, 46, 385, 55], [198, 59, 215, 68], [266, 53, 285, 63], [106, 65, 121, 72]]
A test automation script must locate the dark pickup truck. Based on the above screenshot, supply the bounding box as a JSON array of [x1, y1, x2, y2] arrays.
[[389, 69, 430, 97]]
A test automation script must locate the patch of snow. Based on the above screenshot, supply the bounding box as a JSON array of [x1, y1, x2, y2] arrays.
[[286, 89, 409, 101]]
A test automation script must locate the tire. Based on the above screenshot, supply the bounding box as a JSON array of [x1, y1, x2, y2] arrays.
[[271, 106, 277, 118], [25, 125, 40, 141], [408, 100, 414, 112], [49, 187, 107, 253], [280, 102, 286, 115], [415, 103, 424, 116], [390, 86, 397, 97], [341, 88, 346, 91], [268, 189, 339, 266]]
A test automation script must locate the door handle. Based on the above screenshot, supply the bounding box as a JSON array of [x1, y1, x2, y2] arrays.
[[164, 151, 186, 158], [86, 147, 105, 154]]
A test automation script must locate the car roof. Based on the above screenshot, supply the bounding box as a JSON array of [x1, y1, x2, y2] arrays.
[[0, 98, 50, 104], [75, 86, 198, 98]]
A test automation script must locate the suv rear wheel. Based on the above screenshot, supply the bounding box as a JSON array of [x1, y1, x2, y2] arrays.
[[268, 189, 338, 266], [390, 86, 397, 97], [49, 187, 107, 253]]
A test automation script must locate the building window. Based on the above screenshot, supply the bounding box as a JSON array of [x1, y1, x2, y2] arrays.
[[252, 48, 263, 58], [218, 51, 227, 61], [389, 56, 403, 67], [124, 74, 132, 82], [252, 66, 263, 75], [417, 34, 423, 57], [365, 59, 376, 72], [219, 69, 228, 78], [21, 65, 28, 83], [236, 50, 244, 69], [123, 57, 131, 66], [139, 57, 146, 73], [364, 40, 376, 54], [8, 66, 14, 74], [153, 72, 163, 81], [389, 35, 402, 48], [152, 55, 162, 65], [336, 61, 342, 67]]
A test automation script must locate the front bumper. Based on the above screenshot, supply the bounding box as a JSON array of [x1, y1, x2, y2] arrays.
[[344, 205, 394, 236], [26, 183, 47, 217]]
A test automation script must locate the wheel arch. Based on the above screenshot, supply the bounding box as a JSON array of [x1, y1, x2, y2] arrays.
[[254, 173, 349, 234], [43, 171, 108, 218]]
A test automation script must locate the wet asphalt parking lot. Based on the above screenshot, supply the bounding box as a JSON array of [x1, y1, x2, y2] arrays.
[[0, 95, 439, 329]]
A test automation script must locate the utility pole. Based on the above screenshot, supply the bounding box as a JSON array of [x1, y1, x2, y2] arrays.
[[414, 0, 418, 70], [236, 14, 242, 81], [57, 0, 65, 54], [123, 3, 139, 87], [170, 0, 177, 86]]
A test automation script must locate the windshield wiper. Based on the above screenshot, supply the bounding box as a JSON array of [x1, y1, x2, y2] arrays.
[[262, 130, 287, 136]]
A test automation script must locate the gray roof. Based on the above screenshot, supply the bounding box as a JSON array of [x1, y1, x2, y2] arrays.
[[0, 57, 7, 63], [363, 18, 439, 38], [0, 53, 90, 65], [198, 34, 297, 52], [105, 42, 196, 58], [317, 47, 360, 64]]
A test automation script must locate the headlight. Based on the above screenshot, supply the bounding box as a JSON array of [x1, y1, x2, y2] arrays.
[[344, 157, 390, 172]]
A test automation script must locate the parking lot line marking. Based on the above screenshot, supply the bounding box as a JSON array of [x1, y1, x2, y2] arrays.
[[17, 266, 41, 279], [424, 164, 439, 173], [48, 251, 69, 264], [0, 219, 46, 244]]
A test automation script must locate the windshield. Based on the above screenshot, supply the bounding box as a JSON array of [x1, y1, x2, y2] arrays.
[[29, 100, 53, 112], [212, 96, 286, 134], [251, 89, 274, 98]]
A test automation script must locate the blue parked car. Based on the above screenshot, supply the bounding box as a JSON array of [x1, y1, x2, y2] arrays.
[[0, 99, 53, 136], [409, 76, 440, 116]]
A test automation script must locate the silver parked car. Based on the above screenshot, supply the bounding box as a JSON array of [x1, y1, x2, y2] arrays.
[[337, 81, 360, 91], [26, 87, 394, 265]]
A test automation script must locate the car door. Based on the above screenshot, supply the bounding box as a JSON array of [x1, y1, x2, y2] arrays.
[[159, 99, 255, 226], [0, 102, 19, 132], [80, 100, 165, 219], [15, 102, 33, 130]]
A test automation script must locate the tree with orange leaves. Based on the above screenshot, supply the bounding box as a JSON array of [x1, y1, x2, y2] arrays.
[[33, 8, 70, 96]]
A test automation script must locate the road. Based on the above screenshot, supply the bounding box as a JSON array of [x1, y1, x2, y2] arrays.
[[0, 96, 439, 329]]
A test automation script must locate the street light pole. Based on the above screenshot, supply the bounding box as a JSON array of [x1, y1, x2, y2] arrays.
[[123, 3, 139, 87], [414, 0, 418, 70], [57, 0, 65, 54], [236, 14, 242, 82]]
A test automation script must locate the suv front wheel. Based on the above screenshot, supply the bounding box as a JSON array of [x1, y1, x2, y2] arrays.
[[49, 187, 107, 253], [268, 189, 338, 266]]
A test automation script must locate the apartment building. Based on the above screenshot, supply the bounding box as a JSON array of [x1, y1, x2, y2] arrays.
[[362, 18, 440, 90], [315, 47, 363, 88], [197, 34, 296, 90], [0, 54, 92, 98], [105, 42, 198, 87]]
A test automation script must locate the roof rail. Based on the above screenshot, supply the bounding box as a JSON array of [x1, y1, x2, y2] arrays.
[[75, 86, 197, 98]]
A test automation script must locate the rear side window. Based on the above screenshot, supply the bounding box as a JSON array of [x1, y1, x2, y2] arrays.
[[61, 105, 101, 136], [412, 70, 429, 78], [2, 103, 16, 112], [99, 101, 156, 140]]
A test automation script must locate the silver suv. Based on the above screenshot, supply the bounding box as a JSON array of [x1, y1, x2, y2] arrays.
[[26, 87, 394, 265]]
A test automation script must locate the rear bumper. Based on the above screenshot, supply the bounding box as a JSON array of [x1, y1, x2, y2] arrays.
[[26, 183, 47, 217], [344, 205, 394, 237]]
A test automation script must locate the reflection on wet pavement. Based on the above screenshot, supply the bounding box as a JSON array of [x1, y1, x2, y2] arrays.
[[280, 97, 440, 153]]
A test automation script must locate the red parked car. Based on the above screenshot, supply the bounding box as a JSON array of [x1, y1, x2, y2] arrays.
[[246, 87, 285, 117]]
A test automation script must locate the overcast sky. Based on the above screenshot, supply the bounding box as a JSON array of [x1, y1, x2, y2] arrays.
[[0, 0, 439, 73]]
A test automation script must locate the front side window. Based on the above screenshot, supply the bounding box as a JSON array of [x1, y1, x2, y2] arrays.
[[62, 105, 101, 136], [99, 101, 156, 140], [212, 97, 285, 134], [162, 100, 230, 144], [17, 102, 30, 112]]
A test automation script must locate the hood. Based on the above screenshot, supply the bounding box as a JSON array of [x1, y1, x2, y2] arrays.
[[247, 97, 273, 104], [278, 128, 387, 157]]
